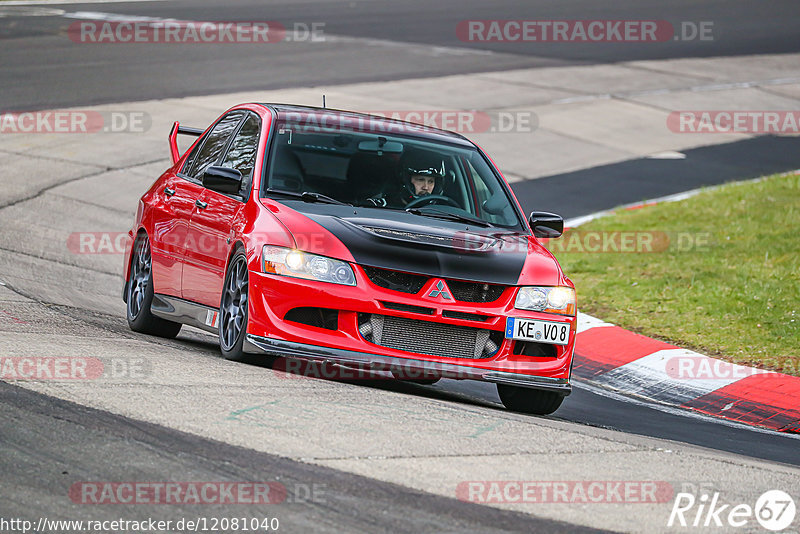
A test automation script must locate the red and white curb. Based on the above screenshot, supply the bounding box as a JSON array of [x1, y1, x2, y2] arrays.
[[573, 313, 800, 433], [566, 174, 800, 434]]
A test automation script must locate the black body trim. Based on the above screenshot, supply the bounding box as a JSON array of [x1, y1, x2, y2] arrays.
[[177, 125, 204, 136], [150, 294, 218, 334], [286, 203, 529, 285]]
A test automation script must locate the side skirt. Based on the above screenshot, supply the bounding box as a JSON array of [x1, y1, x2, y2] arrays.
[[151, 294, 220, 334]]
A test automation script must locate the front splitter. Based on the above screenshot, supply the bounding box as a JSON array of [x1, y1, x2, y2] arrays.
[[245, 334, 571, 396]]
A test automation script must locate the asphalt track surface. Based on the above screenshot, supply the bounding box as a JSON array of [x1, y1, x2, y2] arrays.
[[513, 136, 800, 219], [3, 1, 800, 532], [1, 0, 800, 110]]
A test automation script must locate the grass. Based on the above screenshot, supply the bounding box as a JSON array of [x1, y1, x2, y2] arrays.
[[550, 172, 800, 376]]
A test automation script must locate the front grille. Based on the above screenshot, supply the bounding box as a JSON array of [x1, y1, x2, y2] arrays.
[[362, 266, 428, 294], [363, 266, 508, 303], [380, 301, 435, 315], [447, 280, 507, 303], [442, 310, 489, 322], [360, 314, 494, 359]]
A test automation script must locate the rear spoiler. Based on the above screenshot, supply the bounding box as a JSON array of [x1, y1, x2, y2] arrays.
[[168, 121, 204, 164]]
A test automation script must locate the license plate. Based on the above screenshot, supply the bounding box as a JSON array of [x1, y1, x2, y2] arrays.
[[505, 317, 570, 346]]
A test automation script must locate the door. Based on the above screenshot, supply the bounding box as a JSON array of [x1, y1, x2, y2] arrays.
[[148, 167, 204, 297], [181, 111, 260, 306]]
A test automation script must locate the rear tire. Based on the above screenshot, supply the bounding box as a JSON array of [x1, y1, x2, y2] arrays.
[[497, 384, 564, 415], [219, 250, 249, 362], [126, 234, 182, 338]]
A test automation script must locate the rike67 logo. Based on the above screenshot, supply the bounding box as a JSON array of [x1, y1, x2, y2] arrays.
[[668, 490, 796, 531]]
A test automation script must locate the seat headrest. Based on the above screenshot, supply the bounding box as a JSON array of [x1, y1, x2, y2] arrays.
[[271, 148, 304, 192]]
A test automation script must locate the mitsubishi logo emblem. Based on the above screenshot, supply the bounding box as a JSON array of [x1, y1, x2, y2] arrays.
[[428, 280, 452, 300]]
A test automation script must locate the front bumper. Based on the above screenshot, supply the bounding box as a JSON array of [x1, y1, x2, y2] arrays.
[[245, 266, 576, 389], [245, 334, 571, 395]]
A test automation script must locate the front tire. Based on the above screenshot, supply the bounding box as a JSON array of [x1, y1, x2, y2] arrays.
[[497, 384, 564, 415], [126, 234, 182, 338], [219, 251, 249, 361]]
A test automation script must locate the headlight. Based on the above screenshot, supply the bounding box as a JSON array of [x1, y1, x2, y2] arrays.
[[262, 246, 356, 286], [515, 286, 576, 316]]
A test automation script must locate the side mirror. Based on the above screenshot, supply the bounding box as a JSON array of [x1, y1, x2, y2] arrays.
[[203, 166, 242, 195], [529, 211, 564, 238]]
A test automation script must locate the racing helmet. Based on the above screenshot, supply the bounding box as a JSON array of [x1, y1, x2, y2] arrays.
[[399, 148, 445, 201]]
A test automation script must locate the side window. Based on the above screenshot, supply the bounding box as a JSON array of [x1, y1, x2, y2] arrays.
[[181, 138, 203, 175], [220, 113, 261, 197], [467, 160, 513, 225], [467, 161, 490, 204], [188, 112, 244, 180]]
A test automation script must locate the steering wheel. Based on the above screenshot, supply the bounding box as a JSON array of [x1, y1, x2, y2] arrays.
[[405, 194, 460, 210]]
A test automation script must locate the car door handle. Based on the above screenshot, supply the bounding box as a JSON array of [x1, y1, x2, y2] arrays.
[[195, 199, 208, 209], [164, 187, 176, 197]]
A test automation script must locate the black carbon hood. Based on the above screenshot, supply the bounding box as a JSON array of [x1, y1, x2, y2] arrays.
[[282, 202, 530, 285]]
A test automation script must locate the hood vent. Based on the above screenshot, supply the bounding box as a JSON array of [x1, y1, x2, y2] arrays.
[[359, 225, 498, 252]]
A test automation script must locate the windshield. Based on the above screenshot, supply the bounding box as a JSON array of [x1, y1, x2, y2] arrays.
[[263, 117, 523, 228]]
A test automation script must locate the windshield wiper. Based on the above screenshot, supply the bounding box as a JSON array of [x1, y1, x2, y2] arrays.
[[300, 191, 352, 206], [405, 207, 493, 228], [266, 188, 352, 206]]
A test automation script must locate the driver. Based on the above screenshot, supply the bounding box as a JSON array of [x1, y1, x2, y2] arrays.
[[367, 148, 446, 208]]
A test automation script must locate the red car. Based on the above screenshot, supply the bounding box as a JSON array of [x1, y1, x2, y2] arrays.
[[123, 104, 576, 415]]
